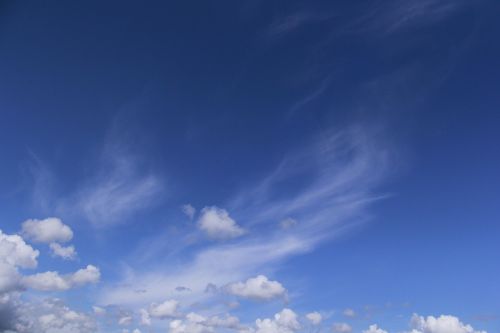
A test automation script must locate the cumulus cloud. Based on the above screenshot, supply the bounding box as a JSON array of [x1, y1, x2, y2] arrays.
[[197, 206, 245, 240], [305, 312, 322, 325], [49, 242, 77, 260], [409, 313, 487, 333], [3, 297, 96, 333], [21, 217, 73, 243], [0, 230, 39, 269], [21, 265, 100, 291], [332, 322, 352, 333], [255, 308, 301, 333], [149, 299, 180, 319], [363, 324, 388, 333], [0, 230, 39, 294], [224, 275, 287, 301]]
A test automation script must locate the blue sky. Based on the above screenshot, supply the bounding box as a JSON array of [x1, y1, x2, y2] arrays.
[[0, 1, 499, 333]]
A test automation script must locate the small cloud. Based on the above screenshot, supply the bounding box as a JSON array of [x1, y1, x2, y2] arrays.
[[21, 217, 73, 243], [49, 242, 77, 260], [362, 324, 387, 333], [332, 322, 352, 333], [224, 275, 287, 301], [306, 312, 322, 325], [197, 206, 245, 240], [149, 299, 181, 319], [21, 265, 100, 291], [175, 286, 191, 292], [182, 204, 196, 220], [409, 313, 487, 333]]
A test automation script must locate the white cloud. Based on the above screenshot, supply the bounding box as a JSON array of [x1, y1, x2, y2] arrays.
[[168, 312, 243, 333], [224, 275, 286, 301], [149, 299, 180, 319], [169, 318, 213, 333], [0, 262, 22, 294], [409, 313, 487, 333], [21, 265, 100, 291], [363, 324, 388, 333], [21, 217, 73, 244], [50, 242, 77, 260], [0, 230, 39, 269], [198, 206, 245, 240], [99, 129, 388, 307], [332, 322, 352, 333], [342, 308, 356, 318], [0, 230, 39, 294], [305, 312, 322, 325], [182, 204, 196, 220], [255, 308, 301, 333]]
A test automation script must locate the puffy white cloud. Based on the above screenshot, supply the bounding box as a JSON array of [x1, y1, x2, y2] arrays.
[[409, 313, 487, 333], [49, 242, 77, 260], [0, 230, 39, 269], [197, 207, 245, 240], [363, 324, 388, 333], [224, 275, 286, 300], [71, 265, 100, 285], [21, 218, 73, 244], [182, 204, 196, 220], [149, 299, 180, 319], [342, 308, 356, 318], [0, 230, 40, 294], [0, 262, 22, 294], [305, 312, 322, 325], [22, 265, 100, 291], [255, 308, 301, 333], [169, 318, 213, 333], [332, 322, 352, 333]]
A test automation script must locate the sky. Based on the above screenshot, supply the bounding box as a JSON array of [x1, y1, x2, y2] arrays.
[[0, 0, 499, 333]]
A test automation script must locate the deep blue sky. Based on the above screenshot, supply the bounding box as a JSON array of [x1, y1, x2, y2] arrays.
[[0, 1, 499, 333]]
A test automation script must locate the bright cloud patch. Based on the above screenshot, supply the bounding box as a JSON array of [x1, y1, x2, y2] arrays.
[[363, 324, 388, 333], [409, 314, 487, 333], [255, 308, 301, 333], [49, 242, 77, 260], [22, 265, 100, 291], [305, 312, 322, 325], [224, 275, 287, 300], [149, 299, 180, 319], [333, 322, 352, 333], [0, 230, 39, 269], [197, 206, 245, 240], [21, 217, 73, 243]]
